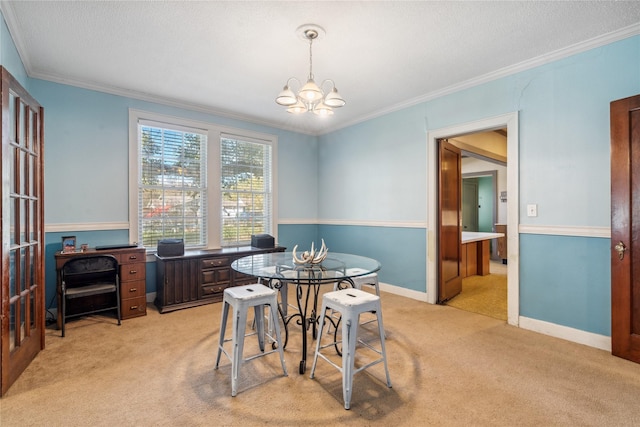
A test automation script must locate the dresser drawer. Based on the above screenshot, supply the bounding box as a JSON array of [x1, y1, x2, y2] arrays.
[[120, 250, 145, 265], [201, 268, 230, 285], [120, 262, 145, 282], [121, 279, 146, 299], [201, 283, 229, 298], [121, 296, 147, 319], [201, 257, 229, 269]]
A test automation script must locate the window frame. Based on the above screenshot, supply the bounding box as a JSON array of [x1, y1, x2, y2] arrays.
[[128, 109, 278, 251]]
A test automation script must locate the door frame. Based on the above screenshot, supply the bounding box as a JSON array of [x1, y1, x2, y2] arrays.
[[427, 112, 520, 326]]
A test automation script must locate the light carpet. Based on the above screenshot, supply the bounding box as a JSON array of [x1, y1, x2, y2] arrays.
[[3, 289, 640, 426]]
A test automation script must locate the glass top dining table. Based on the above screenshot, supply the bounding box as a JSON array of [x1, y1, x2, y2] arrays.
[[231, 251, 381, 374]]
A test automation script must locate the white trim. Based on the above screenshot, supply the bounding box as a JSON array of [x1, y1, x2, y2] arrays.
[[45, 221, 611, 239], [128, 109, 279, 249], [279, 218, 427, 228], [378, 282, 428, 302], [349, 279, 612, 352], [427, 112, 520, 327], [45, 222, 129, 233], [320, 24, 640, 135], [519, 316, 611, 351], [519, 224, 610, 238], [316, 219, 426, 228], [4, 0, 636, 139]]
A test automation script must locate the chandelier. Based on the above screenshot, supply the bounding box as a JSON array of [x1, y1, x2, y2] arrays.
[[275, 24, 345, 116]]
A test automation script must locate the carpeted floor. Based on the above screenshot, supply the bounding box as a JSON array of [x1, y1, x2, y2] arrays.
[[3, 288, 640, 426], [446, 261, 507, 320]]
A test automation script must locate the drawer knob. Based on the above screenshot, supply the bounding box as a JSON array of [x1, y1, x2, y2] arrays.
[[129, 255, 138, 260], [129, 288, 137, 292], [130, 305, 139, 310], [129, 270, 137, 274]]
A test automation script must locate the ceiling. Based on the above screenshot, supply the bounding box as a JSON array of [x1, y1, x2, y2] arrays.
[[2, 1, 639, 136]]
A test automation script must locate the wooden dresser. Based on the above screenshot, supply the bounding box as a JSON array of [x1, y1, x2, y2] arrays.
[[155, 246, 285, 313], [54, 246, 147, 327]]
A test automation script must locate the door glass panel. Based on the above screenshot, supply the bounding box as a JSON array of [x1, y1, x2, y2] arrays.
[[19, 150, 25, 195], [20, 199, 26, 244], [30, 290, 35, 329], [29, 155, 34, 196], [9, 250, 15, 298], [27, 108, 33, 151], [20, 248, 26, 294], [9, 303, 15, 351], [17, 100, 24, 146], [29, 200, 35, 242], [9, 146, 15, 193], [23, 152, 30, 198], [10, 197, 15, 245], [9, 92, 15, 140], [20, 294, 25, 341]]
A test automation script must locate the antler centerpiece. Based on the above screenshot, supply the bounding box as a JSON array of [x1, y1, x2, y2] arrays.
[[292, 239, 328, 265]]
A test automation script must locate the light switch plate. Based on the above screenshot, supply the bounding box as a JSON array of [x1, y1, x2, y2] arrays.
[[527, 204, 538, 217]]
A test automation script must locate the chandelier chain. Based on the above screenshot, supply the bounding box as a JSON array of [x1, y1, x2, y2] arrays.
[[308, 38, 314, 80]]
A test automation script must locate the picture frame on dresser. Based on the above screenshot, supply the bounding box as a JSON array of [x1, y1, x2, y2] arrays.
[[61, 236, 76, 253]]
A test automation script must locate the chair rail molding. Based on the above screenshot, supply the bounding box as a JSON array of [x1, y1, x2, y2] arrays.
[[46, 222, 130, 233], [279, 218, 427, 229], [518, 224, 610, 239]]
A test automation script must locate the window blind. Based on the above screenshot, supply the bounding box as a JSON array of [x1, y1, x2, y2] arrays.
[[138, 123, 207, 248], [220, 134, 272, 246]]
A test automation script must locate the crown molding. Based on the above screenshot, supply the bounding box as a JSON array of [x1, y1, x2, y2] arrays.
[[2, 0, 638, 137], [321, 23, 640, 135]]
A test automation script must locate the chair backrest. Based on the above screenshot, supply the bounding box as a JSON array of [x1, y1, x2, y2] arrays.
[[61, 255, 119, 289]]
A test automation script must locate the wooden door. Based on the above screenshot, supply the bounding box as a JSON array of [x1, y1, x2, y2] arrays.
[[611, 94, 640, 362], [438, 139, 462, 302], [0, 67, 45, 395]]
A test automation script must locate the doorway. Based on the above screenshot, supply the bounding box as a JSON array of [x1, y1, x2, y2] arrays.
[[454, 159, 506, 319], [427, 113, 520, 326]]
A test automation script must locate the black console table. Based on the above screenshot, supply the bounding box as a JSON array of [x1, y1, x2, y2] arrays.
[[154, 246, 285, 313]]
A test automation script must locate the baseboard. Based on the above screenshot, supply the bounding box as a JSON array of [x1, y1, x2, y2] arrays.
[[378, 282, 428, 302], [519, 316, 611, 351], [377, 284, 612, 352]]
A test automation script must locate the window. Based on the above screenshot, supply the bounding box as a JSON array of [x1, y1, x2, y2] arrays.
[[137, 122, 207, 248], [221, 134, 273, 246], [129, 110, 277, 251]]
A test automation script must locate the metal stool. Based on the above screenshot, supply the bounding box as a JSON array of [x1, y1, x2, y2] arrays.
[[328, 269, 382, 334], [310, 288, 392, 409], [342, 268, 380, 296], [215, 284, 288, 396]]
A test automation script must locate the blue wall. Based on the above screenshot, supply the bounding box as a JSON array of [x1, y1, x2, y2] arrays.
[[2, 9, 639, 339], [316, 35, 639, 335], [520, 234, 611, 335]]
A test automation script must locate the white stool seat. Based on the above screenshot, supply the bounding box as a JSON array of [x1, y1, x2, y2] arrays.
[[328, 269, 381, 335], [215, 284, 288, 396], [343, 268, 380, 295], [310, 288, 392, 409]]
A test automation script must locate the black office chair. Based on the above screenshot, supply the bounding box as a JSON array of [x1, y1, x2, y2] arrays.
[[60, 255, 121, 337]]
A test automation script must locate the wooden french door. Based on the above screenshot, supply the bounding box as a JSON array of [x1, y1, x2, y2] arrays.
[[438, 139, 462, 302], [0, 67, 45, 395]]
